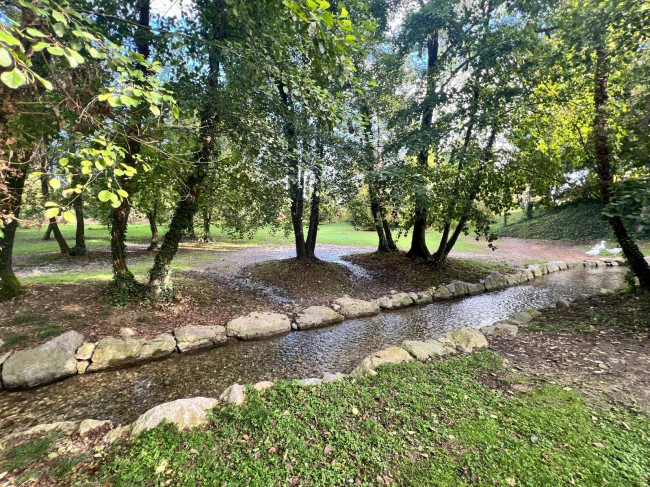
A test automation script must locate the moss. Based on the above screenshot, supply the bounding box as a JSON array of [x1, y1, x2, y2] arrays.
[[0, 272, 21, 302]]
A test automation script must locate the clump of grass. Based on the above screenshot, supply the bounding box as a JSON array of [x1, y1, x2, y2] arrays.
[[1, 434, 58, 472], [5, 312, 49, 328], [1, 331, 30, 348], [49, 454, 90, 480], [35, 324, 64, 339]]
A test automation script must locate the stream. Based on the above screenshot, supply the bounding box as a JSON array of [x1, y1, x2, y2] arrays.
[[0, 266, 625, 433]]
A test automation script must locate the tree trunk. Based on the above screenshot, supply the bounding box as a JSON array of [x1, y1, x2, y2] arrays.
[[202, 208, 211, 243], [0, 163, 27, 302], [407, 30, 438, 259], [71, 192, 86, 255], [40, 166, 70, 254], [148, 2, 225, 298], [382, 216, 397, 251], [149, 169, 205, 298], [109, 0, 150, 288], [305, 136, 322, 257], [42, 223, 53, 240], [593, 44, 650, 288], [147, 201, 159, 250]]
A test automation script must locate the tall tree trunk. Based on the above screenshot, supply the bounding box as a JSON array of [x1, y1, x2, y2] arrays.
[[382, 215, 397, 250], [201, 208, 211, 243], [407, 30, 438, 259], [71, 189, 86, 255], [593, 44, 650, 288], [305, 129, 323, 257], [147, 201, 159, 250], [432, 126, 497, 269], [109, 0, 150, 287], [360, 104, 390, 252], [0, 162, 27, 302], [280, 85, 309, 260], [149, 2, 225, 298]]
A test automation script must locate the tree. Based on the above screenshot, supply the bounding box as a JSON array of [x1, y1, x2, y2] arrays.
[[0, 0, 174, 301]]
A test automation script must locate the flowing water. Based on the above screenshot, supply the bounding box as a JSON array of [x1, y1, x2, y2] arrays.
[[0, 266, 625, 433]]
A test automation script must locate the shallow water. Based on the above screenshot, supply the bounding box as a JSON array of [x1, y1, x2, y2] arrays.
[[0, 266, 624, 432]]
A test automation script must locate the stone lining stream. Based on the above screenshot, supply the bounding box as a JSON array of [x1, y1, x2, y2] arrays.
[[0, 266, 624, 434]]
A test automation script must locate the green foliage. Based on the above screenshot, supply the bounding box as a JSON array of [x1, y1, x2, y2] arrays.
[[87, 352, 650, 486]]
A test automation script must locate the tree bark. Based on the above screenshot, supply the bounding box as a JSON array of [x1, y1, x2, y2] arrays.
[[0, 162, 27, 301], [71, 190, 86, 255], [201, 208, 211, 243], [305, 131, 322, 257], [382, 215, 397, 251], [146, 201, 159, 250], [407, 30, 438, 259], [593, 44, 650, 288], [42, 223, 53, 240]]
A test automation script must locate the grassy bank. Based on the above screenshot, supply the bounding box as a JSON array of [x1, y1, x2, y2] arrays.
[[61, 352, 649, 486]]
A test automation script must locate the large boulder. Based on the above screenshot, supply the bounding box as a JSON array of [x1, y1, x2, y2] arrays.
[[226, 312, 291, 340], [2, 331, 83, 388], [527, 264, 543, 277], [445, 281, 469, 297], [87, 337, 143, 372], [351, 346, 413, 377], [480, 322, 519, 337], [466, 282, 486, 295], [483, 273, 508, 291], [433, 286, 453, 300], [546, 262, 560, 273], [414, 290, 434, 305], [294, 306, 344, 330], [174, 325, 226, 352], [375, 292, 414, 310], [402, 340, 456, 362], [332, 297, 380, 318], [445, 328, 488, 353], [139, 334, 177, 359], [130, 397, 218, 437]]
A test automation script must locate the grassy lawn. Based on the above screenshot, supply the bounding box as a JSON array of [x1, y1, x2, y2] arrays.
[[44, 351, 648, 486], [13, 222, 487, 257]]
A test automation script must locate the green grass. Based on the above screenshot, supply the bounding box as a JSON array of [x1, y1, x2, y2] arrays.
[[14, 222, 486, 258], [1, 434, 58, 472], [498, 200, 611, 241], [83, 352, 650, 486]]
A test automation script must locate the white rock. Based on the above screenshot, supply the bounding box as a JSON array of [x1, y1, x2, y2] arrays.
[[76, 360, 89, 374], [103, 424, 132, 444], [298, 378, 322, 386], [226, 312, 292, 340], [220, 383, 247, 406], [375, 292, 414, 310], [173, 325, 227, 352], [445, 328, 488, 353], [481, 322, 519, 337], [120, 327, 136, 338], [253, 381, 274, 392], [78, 419, 112, 437], [75, 342, 96, 361], [351, 347, 413, 377], [131, 397, 218, 437], [402, 340, 456, 361], [2, 331, 83, 388], [332, 297, 380, 318], [322, 372, 346, 383], [295, 306, 344, 330]]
